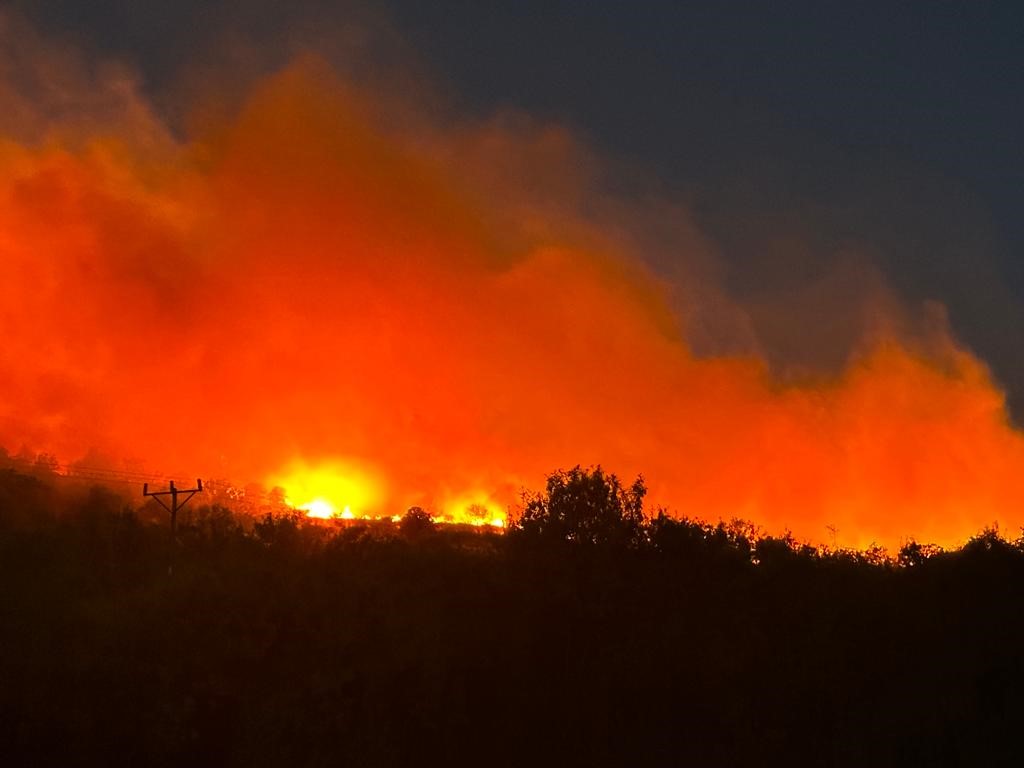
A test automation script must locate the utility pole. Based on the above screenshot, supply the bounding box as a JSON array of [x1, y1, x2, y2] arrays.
[[144, 479, 203, 574]]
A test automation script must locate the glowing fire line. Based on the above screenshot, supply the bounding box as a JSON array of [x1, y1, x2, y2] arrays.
[[274, 461, 505, 528]]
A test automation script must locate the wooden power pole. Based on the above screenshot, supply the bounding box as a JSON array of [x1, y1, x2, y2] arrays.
[[144, 479, 203, 574]]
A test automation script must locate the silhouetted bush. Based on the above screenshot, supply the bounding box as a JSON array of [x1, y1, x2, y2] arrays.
[[897, 539, 944, 568], [400, 505, 435, 538]]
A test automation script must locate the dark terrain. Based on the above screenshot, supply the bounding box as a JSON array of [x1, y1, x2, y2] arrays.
[[2, 462, 1023, 767]]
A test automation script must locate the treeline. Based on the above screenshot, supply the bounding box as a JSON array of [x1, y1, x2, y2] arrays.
[[2, 464, 1024, 766]]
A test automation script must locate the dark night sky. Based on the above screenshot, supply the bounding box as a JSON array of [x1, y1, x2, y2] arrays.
[[13, 0, 1024, 410]]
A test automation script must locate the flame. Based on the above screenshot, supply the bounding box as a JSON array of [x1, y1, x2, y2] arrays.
[[299, 499, 337, 519], [268, 459, 384, 520], [280, 470, 506, 529], [1, 28, 1024, 549], [439, 492, 507, 528]]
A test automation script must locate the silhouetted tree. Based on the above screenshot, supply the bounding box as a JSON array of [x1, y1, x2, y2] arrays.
[[514, 465, 645, 547], [648, 511, 708, 558]]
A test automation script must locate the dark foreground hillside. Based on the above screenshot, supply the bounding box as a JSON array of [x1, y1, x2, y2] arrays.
[[2, 466, 1024, 767]]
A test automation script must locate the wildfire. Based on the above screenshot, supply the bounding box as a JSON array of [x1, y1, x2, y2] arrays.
[[266, 460, 505, 527], [2, 23, 1024, 550], [268, 459, 384, 521], [299, 499, 345, 519], [439, 492, 507, 528]]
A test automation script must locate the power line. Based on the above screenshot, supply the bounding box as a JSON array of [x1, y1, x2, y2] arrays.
[[3, 456, 177, 484]]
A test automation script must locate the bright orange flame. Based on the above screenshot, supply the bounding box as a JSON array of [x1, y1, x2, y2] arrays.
[[440, 492, 507, 528], [1, 34, 1023, 550], [300, 499, 336, 519], [268, 459, 385, 520]]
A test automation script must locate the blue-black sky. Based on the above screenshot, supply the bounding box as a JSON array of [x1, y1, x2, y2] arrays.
[[13, 0, 1024, 411]]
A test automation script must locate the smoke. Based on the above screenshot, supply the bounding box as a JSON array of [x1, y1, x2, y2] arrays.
[[1, 13, 1023, 548]]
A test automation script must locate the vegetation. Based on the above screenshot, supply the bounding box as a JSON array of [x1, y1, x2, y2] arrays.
[[2, 463, 1023, 766]]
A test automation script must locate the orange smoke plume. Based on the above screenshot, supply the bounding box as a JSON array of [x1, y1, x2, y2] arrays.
[[1, 39, 1023, 548]]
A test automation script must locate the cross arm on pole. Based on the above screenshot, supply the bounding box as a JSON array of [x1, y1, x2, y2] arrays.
[[143, 479, 204, 513]]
